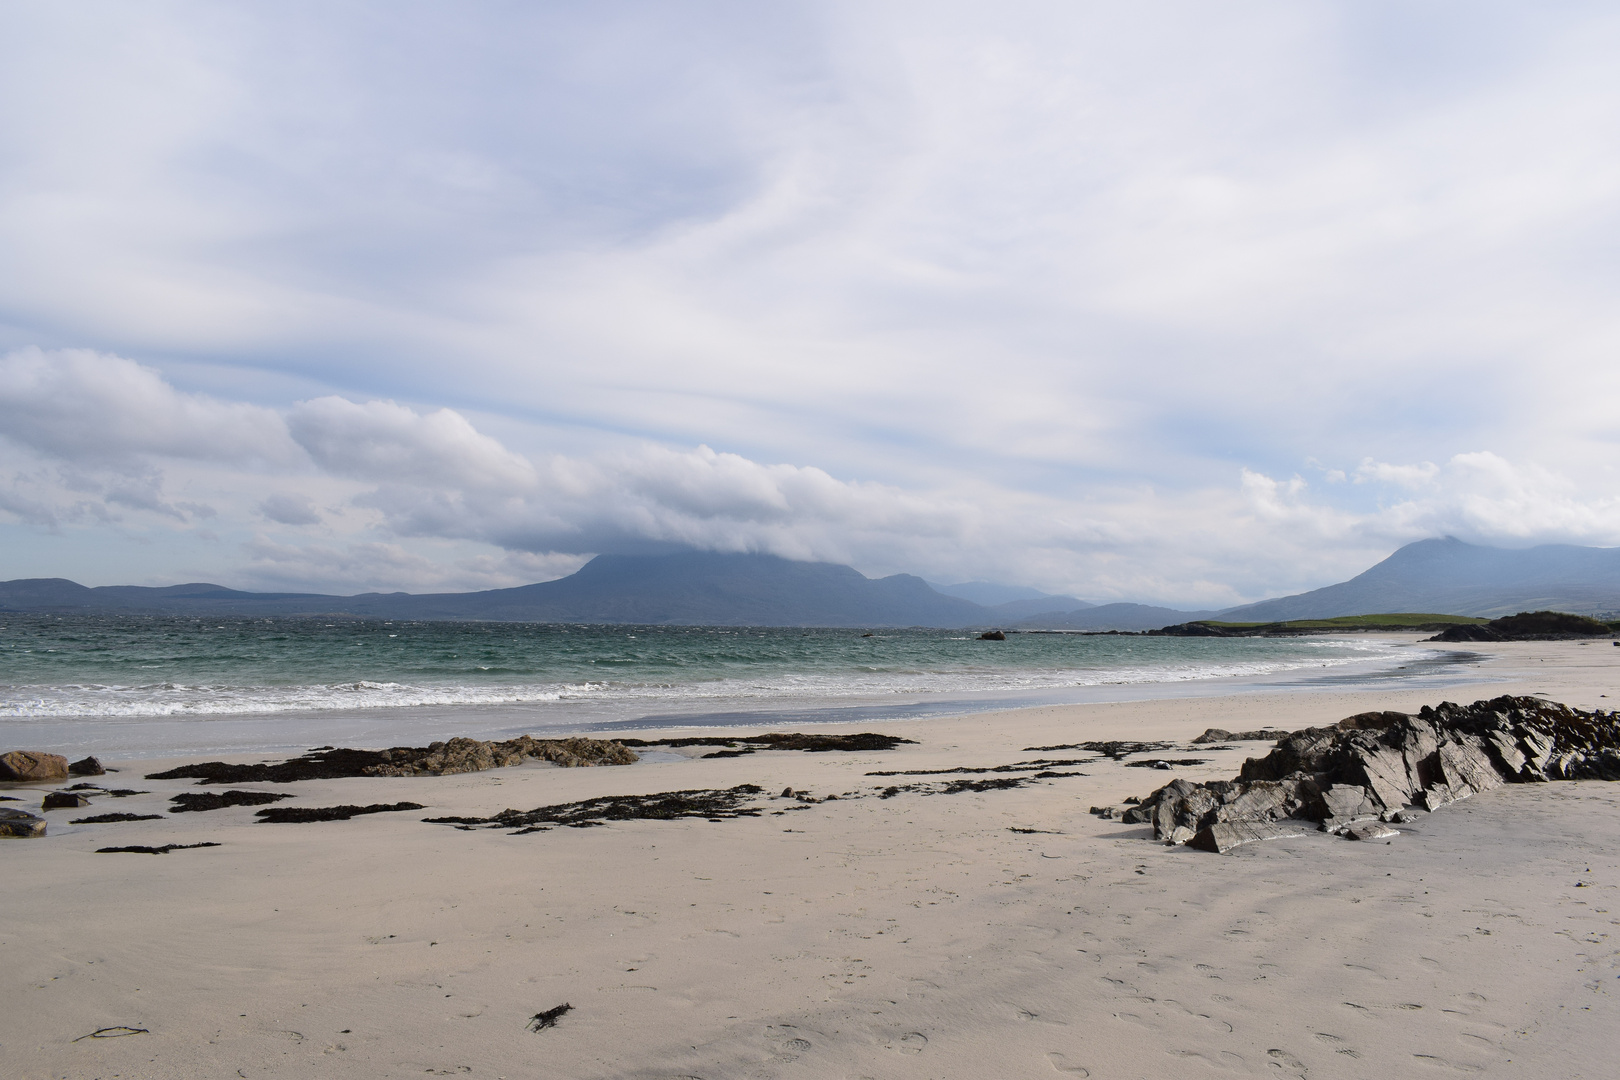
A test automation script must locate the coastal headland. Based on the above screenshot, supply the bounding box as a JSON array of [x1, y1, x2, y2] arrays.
[[3, 637, 1618, 1078]]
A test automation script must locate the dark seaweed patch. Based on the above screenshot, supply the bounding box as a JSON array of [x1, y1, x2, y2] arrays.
[[1022, 740, 1174, 759], [528, 1003, 572, 1031], [618, 732, 914, 753], [871, 769, 1086, 800], [1124, 757, 1210, 769], [96, 842, 222, 854], [866, 757, 1092, 777], [427, 784, 766, 833], [147, 747, 399, 784], [255, 802, 424, 823], [71, 813, 165, 823], [170, 790, 292, 813]]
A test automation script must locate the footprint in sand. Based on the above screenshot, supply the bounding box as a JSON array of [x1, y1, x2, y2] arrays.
[[896, 1032, 928, 1054], [1267, 1048, 1308, 1076], [1413, 1052, 1486, 1073], [1313, 1033, 1360, 1058], [1046, 1051, 1090, 1075]]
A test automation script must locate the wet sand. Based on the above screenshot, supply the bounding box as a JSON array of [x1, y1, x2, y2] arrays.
[[2, 637, 1617, 1078]]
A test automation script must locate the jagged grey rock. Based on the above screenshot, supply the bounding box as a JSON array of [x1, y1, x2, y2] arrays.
[[1123, 696, 1620, 852], [1188, 819, 1310, 853]]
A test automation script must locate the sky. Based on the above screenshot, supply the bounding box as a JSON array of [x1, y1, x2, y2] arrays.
[[1, 1, 1618, 606]]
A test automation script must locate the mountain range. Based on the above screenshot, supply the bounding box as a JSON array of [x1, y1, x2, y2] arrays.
[[1215, 538, 1620, 621], [2, 538, 1617, 628]]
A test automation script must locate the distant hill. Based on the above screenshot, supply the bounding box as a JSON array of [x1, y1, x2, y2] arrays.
[[0, 552, 993, 628], [1013, 602, 1224, 632], [932, 581, 1093, 614], [13, 536, 1617, 630], [1220, 538, 1620, 621]]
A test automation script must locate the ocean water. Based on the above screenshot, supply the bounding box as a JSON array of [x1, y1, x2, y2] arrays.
[[0, 614, 1483, 758]]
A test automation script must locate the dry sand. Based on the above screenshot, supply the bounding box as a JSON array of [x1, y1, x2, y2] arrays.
[[3, 637, 1618, 1079]]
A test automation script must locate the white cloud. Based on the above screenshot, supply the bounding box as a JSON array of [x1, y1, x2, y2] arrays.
[[3, 348, 1619, 602], [1355, 459, 1440, 488], [0, 347, 298, 466], [287, 396, 536, 490], [259, 493, 322, 526]]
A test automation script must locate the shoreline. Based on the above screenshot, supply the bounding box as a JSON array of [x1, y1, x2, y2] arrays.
[[3, 633, 1498, 761], [2, 638, 1616, 1078]]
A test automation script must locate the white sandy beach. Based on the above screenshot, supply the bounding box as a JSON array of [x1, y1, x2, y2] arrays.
[[3, 636, 1618, 1079]]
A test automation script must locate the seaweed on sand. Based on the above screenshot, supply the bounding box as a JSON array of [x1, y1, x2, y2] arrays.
[[1124, 757, 1211, 768], [96, 842, 222, 854], [875, 770, 1088, 799], [145, 735, 637, 784], [148, 747, 391, 784], [617, 732, 915, 754], [426, 784, 766, 833], [169, 790, 292, 813], [866, 757, 1092, 777], [528, 1004, 572, 1031], [1022, 740, 1175, 759], [255, 802, 424, 823], [71, 812, 165, 823]]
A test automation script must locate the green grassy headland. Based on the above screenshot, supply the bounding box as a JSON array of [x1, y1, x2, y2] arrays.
[[1198, 613, 1489, 632]]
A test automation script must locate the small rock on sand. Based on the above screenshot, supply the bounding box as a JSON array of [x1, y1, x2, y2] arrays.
[[42, 792, 92, 810], [0, 807, 47, 838], [0, 751, 70, 783]]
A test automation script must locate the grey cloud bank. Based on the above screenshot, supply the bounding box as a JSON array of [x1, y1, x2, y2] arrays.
[[0, 3, 1617, 601], [1, 348, 1616, 604]]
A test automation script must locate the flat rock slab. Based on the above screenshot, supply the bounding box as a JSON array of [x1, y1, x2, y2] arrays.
[[0, 751, 70, 783], [1345, 821, 1399, 842], [1188, 819, 1310, 853], [0, 807, 47, 838]]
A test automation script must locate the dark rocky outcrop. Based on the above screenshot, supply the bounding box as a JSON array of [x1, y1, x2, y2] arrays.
[[69, 756, 106, 776], [361, 736, 638, 777], [1430, 610, 1616, 642], [978, 630, 1007, 641], [1122, 696, 1620, 852], [0, 751, 69, 783], [1153, 622, 1233, 637], [147, 736, 638, 784]]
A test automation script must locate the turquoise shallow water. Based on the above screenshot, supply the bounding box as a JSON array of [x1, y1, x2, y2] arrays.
[[0, 614, 1475, 757]]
